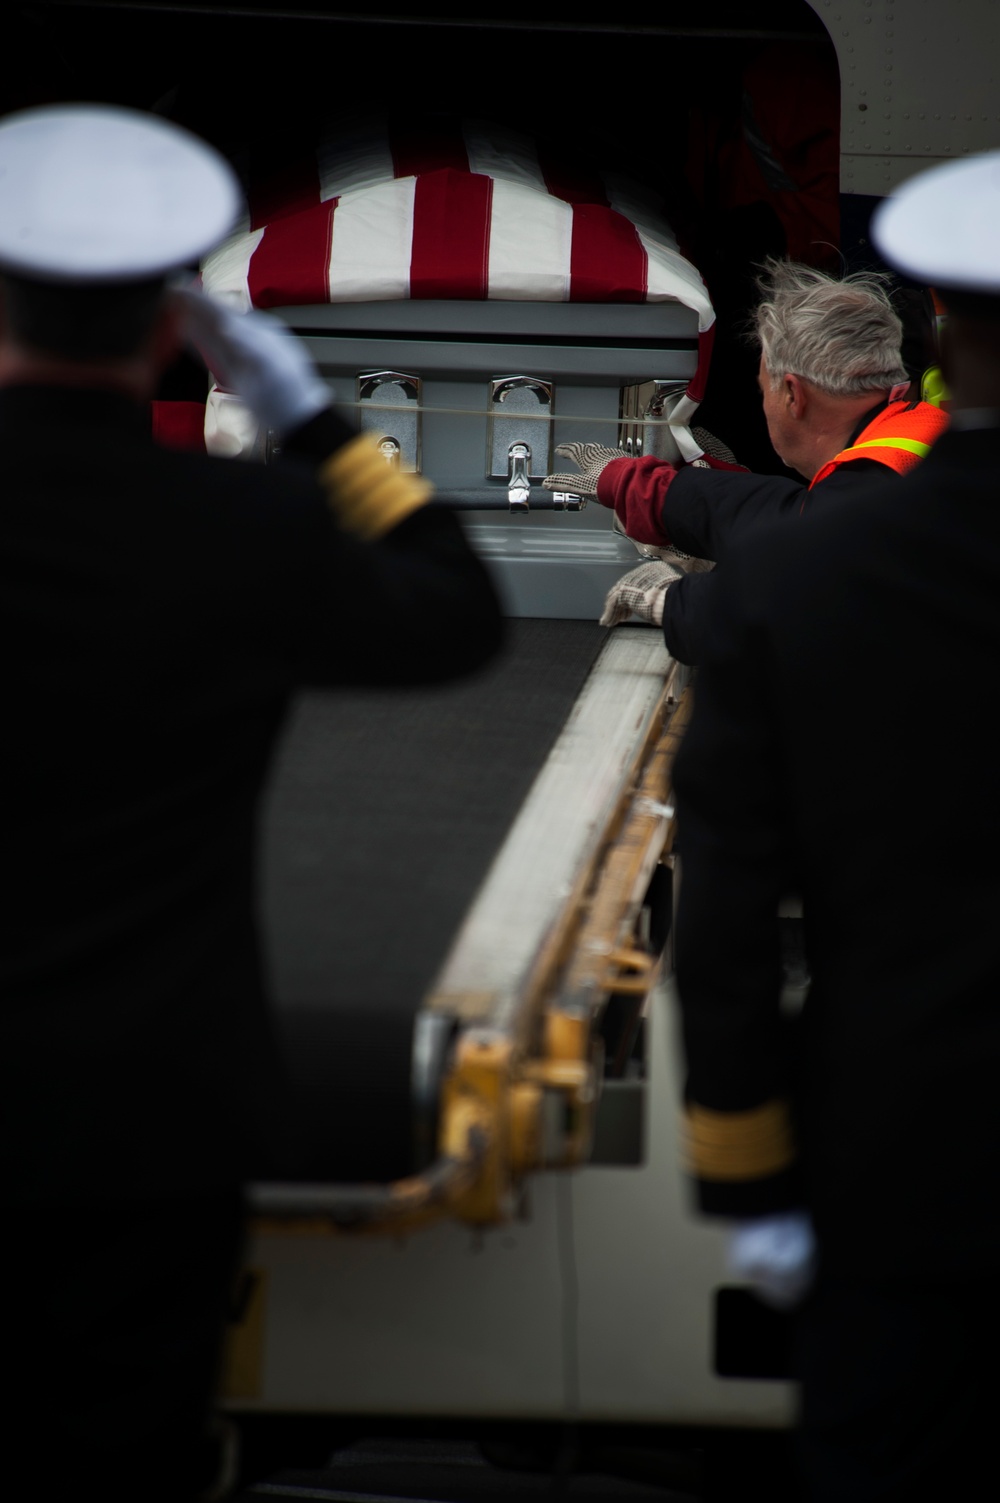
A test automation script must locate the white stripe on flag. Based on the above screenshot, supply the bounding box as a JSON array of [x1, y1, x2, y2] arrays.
[[200, 227, 265, 314], [319, 118, 394, 202], [602, 172, 715, 328], [638, 225, 715, 328], [204, 388, 262, 459], [463, 121, 547, 192], [665, 393, 706, 461], [487, 178, 572, 301], [328, 178, 416, 302]]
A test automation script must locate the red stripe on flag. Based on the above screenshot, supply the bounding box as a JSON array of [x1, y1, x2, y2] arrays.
[[409, 170, 493, 300], [569, 205, 646, 303], [686, 324, 716, 402], [247, 199, 336, 310], [390, 120, 469, 179], [537, 145, 609, 206], [150, 401, 206, 451]]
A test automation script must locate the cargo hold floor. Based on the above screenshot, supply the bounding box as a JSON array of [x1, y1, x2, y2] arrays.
[[259, 619, 608, 1184]]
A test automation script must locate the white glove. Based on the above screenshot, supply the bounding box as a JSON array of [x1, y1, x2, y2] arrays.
[[174, 287, 332, 438], [600, 559, 681, 628], [727, 1211, 816, 1310], [543, 441, 624, 496]]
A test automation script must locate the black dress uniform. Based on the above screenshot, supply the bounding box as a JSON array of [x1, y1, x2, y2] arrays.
[[1, 381, 502, 1493], [3, 387, 502, 1200], [673, 421, 1000, 1499]]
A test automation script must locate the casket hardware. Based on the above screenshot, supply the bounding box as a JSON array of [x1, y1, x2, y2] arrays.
[[549, 491, 585, 512], [618, 378, 689, 464], [357, 371, 422, 472], [507, 442, 531, 510], [487, 376, 554, 493]]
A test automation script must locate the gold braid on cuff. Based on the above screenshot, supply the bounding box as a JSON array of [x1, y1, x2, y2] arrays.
[[321, 433, 432, 540], [683, 1098, 797, 1182]]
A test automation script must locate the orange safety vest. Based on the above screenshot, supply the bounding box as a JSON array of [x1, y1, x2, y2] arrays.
[[809, 400, 950, 490]]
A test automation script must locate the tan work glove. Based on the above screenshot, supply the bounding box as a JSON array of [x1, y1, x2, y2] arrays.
[[690, 426, 740, 467], [600, 559, 682, 627], [544, 429, 740, 498], [614, 515, 716, 569], [543, 441, 623, 496]]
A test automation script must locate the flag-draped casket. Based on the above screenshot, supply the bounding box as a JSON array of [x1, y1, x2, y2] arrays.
[[148, 123, 721, 614], [197, 118, 715, 490]]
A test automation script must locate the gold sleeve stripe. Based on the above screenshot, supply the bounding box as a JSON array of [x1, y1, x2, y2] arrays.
[[683, 1098, 797, 1182], [320, 434, 433, 541]]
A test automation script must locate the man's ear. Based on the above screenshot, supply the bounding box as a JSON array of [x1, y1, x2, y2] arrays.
[[785, 373, 808, 421]]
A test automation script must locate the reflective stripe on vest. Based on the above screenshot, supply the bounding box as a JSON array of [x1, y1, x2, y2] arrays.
[[840, 435, 933, 462], [808, 400, 949, 491]]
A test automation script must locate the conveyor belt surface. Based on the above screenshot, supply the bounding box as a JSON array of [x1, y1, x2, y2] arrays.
[[259, 619, 607, 1184]]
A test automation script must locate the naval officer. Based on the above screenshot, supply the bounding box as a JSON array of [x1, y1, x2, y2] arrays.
[[671, 151, 1000, 1501], [0, 104, 501, 1498]]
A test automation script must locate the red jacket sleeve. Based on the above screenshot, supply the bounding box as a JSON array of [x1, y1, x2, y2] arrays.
[[596, 456, 679, 546]]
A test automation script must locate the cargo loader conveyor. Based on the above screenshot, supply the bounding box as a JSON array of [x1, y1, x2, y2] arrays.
[[250, 625, 689, 1232]]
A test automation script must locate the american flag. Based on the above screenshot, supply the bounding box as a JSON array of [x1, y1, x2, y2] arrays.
[[202, 118, 714, 401], [177, 120, 716, 458]]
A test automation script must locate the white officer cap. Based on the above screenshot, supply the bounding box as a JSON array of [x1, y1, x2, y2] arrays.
[[0, 104, 241, 284], [872, 150, 1000, 293]]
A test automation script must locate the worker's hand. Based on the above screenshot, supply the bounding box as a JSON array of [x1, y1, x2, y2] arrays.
[[690, 426, 749, 472], [174, 286, 332, 438], [726, 1211, 816, 1310], [600, 559, 682, 628], [543, 441, 624, 497], [615, 517, 716, 571]]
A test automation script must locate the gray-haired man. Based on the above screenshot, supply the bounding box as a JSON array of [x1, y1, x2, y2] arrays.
[[545, 260, 948, 664]]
